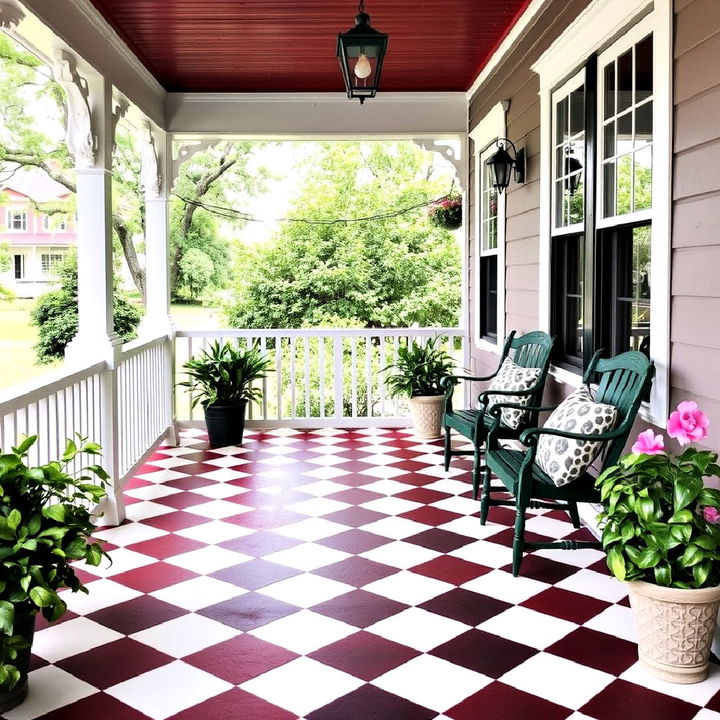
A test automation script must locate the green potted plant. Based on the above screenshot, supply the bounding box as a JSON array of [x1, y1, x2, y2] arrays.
[[0, 435, 109, 712], [428, 192, 462, 230], [597, 400, 720, 683], [384, 336, 457, 438], [180, 340, 272, 447]]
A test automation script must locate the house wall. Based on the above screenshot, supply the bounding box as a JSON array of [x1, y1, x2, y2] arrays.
[[467, 0, 720, 449]]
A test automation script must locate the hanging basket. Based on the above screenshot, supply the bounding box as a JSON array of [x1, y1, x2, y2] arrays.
[[428, 196, 462, 230]]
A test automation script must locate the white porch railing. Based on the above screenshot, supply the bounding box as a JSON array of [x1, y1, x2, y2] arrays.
[[174, 328, 465, 428]]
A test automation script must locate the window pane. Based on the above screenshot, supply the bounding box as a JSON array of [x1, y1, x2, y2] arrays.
[[555, 97, 568, 144], [604, 62, 615, 120], [617, 111, 633, 153], [480, 255, 498, 340], [617, 155, 633, 215], [603, 162, 616, 217], [631, 225, 652, 355], [569, 175, 584, 225], [635, 35, 653, 104], [617, 49, 633, 113], [603, 122, 616, 159], [635, 100, 653, 148], [569, 85, 585, 136], [634, 147, 653, 211]]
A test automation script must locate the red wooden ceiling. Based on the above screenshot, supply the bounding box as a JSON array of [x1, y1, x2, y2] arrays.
[[88, 0, 531, 93]]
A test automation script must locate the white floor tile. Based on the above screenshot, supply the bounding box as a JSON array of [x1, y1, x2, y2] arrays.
[[500, 652, 614, 710], [584, 603, 637, 642], [135, 469, 189, 484], [357, 456, 404, 469], [131, 613, 238, 657], [620, 662, 720, 706], [185, 499, 252, 519], [555, 568, 628, 603], [295, 480, 351, 496], [461, 568, 550, 604], [175, 520, 253, 544], [93, 522, 168, 546], [106, 660, 232, 720], [450, 540, 514, 569], [367, 606, 471, 652], [431, 496, 483, 515], [32, 617, 124, 662], [249, 609, 356, 655], [478, 606, 577, 649], [240, 657, 363, 717], [358, 465, 408, 480], [258, 573, 354, 607], [165, 545, 250, 573], [203, 455, 251, 468], [360, 496, 423, 515], [125, 484, 182, 501], [360, 540, 440, 569], [150, 576, 245, 611], [58, 578, 142, 615], [274, 518, 348, 541], [359, 516, 430, 540], [373, 654, 490, 712], [437, 516, 505, 540], [197, 468, 250, 482], [286, 497, 351, 516], [76, 547, 156, 578], [125, 501, 176, 521], [191, 483, 250, 499], [364, 570, 453, 605], [264, 542, 350, 571]]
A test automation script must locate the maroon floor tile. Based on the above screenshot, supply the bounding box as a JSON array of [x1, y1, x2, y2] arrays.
[[394, 487, 452, 504], [322, 506, 387, 528], [153, 491, 220, 510], [316, 529, 392, 554], [411, 555, 490, 585], [325, 488, 384, 505], [306, 684, 436, 720], [218, 530, 301, 557], [521, 587, 610, 624], [34, 610, 79, 632], [163, 465, 219, 481], [483, 506, 519, 527], [309, 631, 419, 680], [198, 593, 300, 631], [400, 506, 463, 527], [167, 688, 297, 720], [126, 534, 206, 559], [34, 693, 150, 720], [499, 553, 579, 584], [124, 477, 153, 490], [111, 562, 198, 593], [87, 595, 187, 635], [388, 472, 438, 487], [404, 528, 476, 553], [56, 638, 172, 689], [431, 629, 536, 677], [447, 681, 572, 720], [546, 627, 638, 676], [210, 559, 301, 590], [184, 634, 298, 685], [419, 588, 511, 626], [225, 508, 307, 530], [486, 526, 554, 549], [28, 653, 50, 672], [312, 556, 397, 587], [143, 511, 209, 532], [580, 679, 699, 720], [312, 589, 409, 628]]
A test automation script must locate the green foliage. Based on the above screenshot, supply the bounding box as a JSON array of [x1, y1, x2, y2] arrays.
[[179, 340, 273, 408], [30, 251, 141, 364], [383, 337, 456, 398], [597, 448, 720, 588], [0, 435, 109, 689], [179, 248, 215, 300], [224, 141, 461, 329]]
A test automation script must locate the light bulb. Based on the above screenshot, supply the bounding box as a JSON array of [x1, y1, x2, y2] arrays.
[[354, 53, 372, 79]]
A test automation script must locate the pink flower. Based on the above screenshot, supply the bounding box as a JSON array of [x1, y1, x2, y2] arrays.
[[703, 507, 720, 524], [631, 429, 665, 455], [667, 401, 710, 446]]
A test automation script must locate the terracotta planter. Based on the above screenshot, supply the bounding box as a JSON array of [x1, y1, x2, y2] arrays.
[[409, 395, 445, 438], [627, 580, 720, 683]]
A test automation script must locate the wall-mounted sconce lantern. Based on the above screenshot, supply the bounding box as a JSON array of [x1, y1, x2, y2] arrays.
[[486, 138, 526, 192]]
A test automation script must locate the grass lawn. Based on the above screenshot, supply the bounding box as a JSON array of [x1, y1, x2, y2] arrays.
[[0, 300, 222, 391]]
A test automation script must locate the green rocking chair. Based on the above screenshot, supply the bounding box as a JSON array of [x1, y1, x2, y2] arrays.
[[483, 349, 655, 576], [441, 331, 554, 500]]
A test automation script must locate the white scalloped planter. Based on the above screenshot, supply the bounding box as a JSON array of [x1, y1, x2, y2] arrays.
[[409, 395, 445, 439], [627, 580, 720, 684]]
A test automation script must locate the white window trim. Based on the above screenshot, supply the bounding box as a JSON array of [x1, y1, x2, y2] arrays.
[[533, 0, 672, 426], [6, 208, 27, 232], [469, 102, 506, 354]]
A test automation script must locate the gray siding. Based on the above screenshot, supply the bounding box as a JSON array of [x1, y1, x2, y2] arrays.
[[671, 0, 720, 450]]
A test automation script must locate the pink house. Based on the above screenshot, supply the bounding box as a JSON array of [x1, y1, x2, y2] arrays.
[[0, 169, 76, 297]]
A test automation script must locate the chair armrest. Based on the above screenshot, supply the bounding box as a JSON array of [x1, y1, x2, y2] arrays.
[[518, 423, 630, 446], [441, 373, 497, 387], [486, 401, 558, 416]]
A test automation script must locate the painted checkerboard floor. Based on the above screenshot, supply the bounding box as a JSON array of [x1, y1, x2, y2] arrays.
[[5, 427, 720, 720]]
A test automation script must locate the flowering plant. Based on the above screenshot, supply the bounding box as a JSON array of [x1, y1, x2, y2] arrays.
[[428, 193, 462, 230], [597, 401, 720, 589]]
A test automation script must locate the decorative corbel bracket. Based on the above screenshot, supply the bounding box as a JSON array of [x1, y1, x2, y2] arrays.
[[52, 49, 97, 168], [141, 124, 161, 197], [171, 138, 219, 186], [0, 1, 24, 29], [413, 139, 465, 193], [111, 97, 129, 155]]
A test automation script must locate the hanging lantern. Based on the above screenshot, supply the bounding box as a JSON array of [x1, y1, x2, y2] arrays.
[[337, 1, 388, 104], [486, 138, 526, 193], [565, 151, 583, 196]]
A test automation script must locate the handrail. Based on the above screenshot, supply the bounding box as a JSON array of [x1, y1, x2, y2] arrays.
[[176, 327, 462, 339]]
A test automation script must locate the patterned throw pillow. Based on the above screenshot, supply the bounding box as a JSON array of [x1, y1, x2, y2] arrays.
[[536, 385, 618, 487], [486, 358, 541, 430]]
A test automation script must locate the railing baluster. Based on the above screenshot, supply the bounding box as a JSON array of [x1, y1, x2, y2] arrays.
[[276, 336, 283, 420], [365, 335, 372, 418], [318, 336, 325, 418], [304, 336, 311, 418], [333, 335, 344, 420], [351, 337, 357, 418]]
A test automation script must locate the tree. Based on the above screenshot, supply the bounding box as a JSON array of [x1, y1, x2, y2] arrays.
[[179, 247, 214, 300], [224, 141, 461, 329], [31, 251, 141, 363]]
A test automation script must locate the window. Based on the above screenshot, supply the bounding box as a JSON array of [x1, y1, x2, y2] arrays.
[[13, 254, 24, 280], [479, 145, 500, 341], [549, 25, 654, 368], [43, 215, 68, 232], [41, 253, 64, 278], [6, 209, 27, 231]]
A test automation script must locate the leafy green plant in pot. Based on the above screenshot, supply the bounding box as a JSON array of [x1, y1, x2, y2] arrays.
[[597, 401, 720, 683], [384, 336, 457, 439], [180, 340, 272, 448], [0, 436, 109, 712]]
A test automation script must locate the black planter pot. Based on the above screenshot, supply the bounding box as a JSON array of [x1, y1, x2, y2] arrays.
[[204, 401, 249, 448], [0, 611, 36, 714]]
